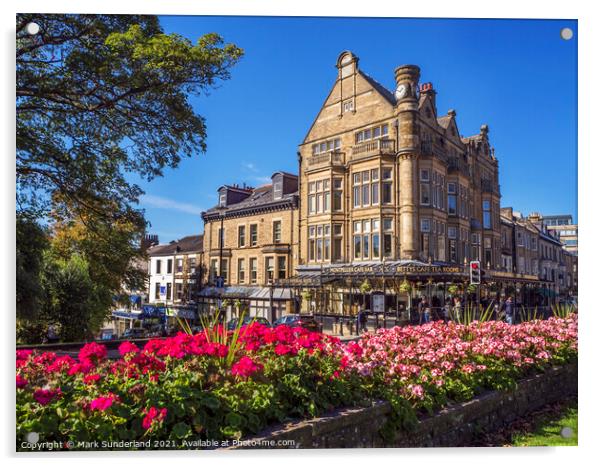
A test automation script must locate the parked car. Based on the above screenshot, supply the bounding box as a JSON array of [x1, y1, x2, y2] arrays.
[[226, 316, 272, 331], [122, 327, 148, 339], [273, 314, 323, 333]]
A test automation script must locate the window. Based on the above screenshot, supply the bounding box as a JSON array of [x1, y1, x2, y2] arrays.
[[448, 226, 457, 239], [219, 192, 226, 207], [483, 200, 492, 229], [343, 100, 354, 112], [188, 257, 196, 274], [210, 259, 218, 281], [220, 259, 228, 283], [354, 124, 389, 143], [309, 177, 331, 215], [420, 183, 431, 206], [154, 282, 161, 300], [176, 258, 183, 273], [312, 138, 341, 155], [167, 259, 173, 274], [273, 179, 283, 200], [383, 218, 393, 259], [250, 224, 258, 246], [265, 257, 275, 283], [238, 225, 246, 247], [333, 178, 343, 211], [447, 183, 457, 215], [333, 224, 343, 262], [250, 258, 258, 284], [420, 169, 430, 182], [308, 224, 330, 263], [420, 219, 431, 233], [237, 258, 245, 284], [449, 240, 457, 262], [421, 233, 430, 258], [175, 283, 183, 301], [156, 259, 162, 274], [273, 221, 282, 243], [277, 256, 286, 279], [166, 283, 172, 300], [382, 181, 392, 204]]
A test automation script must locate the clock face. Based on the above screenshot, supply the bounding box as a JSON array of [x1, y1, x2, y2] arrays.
[[395, 83, 408, 100]]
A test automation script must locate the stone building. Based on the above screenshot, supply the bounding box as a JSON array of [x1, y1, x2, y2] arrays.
[[542, 214, 578, 254], [199, 172, 300, 319], [297, 52, 501, 268]]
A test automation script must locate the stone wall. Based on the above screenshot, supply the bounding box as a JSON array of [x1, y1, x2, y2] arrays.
[[226, 362, 577, 449]]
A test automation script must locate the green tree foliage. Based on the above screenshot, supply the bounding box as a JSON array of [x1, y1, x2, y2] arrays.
[[16, 14, 243, 338], [16, 213, 49, 320], [17, 14, 243, 218], [40, 253, 107, 342]]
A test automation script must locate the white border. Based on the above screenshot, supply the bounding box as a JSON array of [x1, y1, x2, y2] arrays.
[[3, 1, 600, 465]]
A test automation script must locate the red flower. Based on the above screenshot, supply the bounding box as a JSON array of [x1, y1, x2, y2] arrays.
[[83, 373, 101, 385], [274, 344, 292, 356], [16, 374, 27, 389], [89, 393, 118, 412], [33, 388, 61, 406], [231, 356, 262, 378], [46, 355, 75, 373], [118, 341, 140, 357], [142, 406, 167, 430], [78, 342, 107, 365], [16, 349, 33, 361]]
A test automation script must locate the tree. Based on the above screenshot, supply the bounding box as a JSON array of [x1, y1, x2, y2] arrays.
[[17, 14, 243, 220], [16, 213, 49, 319], [16, 14, 243, 331], [40, 253, 106, 342]]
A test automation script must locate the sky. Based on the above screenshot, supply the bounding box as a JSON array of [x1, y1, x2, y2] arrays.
[[136, 16, 577, 243]]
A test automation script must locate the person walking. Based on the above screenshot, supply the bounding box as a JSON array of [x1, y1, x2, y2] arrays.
[[443, 297, 452, 322], [504, 296, 514, 325], [357, 308, 368, 333], [418, 296, 430, 325], [453, 296, 462, 322]]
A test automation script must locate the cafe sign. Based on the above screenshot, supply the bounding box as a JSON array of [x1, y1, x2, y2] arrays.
[[326, 264, 464, 275]]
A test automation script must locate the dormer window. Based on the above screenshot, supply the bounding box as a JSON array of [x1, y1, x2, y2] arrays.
[[273, 179, 283, 200], [219, 191, 226, 207]]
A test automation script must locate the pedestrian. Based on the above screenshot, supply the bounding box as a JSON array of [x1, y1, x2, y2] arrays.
[[504, 296, 514, 325], [453, 296, 462, 322], [418, 296, 430, 324], [357, 308, 368, 333], [46, 324, 59, 344], [443, 297, 452, 322]]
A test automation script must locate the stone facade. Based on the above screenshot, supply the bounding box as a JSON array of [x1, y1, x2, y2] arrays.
[[226, 362, 577, 449], [298, 51, 501, 269]]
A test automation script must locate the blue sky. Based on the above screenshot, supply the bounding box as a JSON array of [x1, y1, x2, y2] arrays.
[[136, 16, 577, 243]]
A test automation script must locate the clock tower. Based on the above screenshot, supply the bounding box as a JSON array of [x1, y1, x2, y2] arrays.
[[394, 64, 421, 259]]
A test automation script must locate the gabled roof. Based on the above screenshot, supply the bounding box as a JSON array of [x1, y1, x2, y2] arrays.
[[437, 115, 452, 129], [357, 70, 396, 106], [148, 235, 203, 256]]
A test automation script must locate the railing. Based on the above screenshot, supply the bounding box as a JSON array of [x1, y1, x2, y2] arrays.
[[351, 138, 395, 160], [306, 150, 345, 169]]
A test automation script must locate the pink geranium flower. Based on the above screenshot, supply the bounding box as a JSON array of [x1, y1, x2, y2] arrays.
[[118, 341, 140, 357], [231, 356, 262, 378], [16, 374, 27, 389], [142, 406, 167, 430], [89, 393, 118, 412], [33, 388, 61, 406], [78, 342, 107, 365]]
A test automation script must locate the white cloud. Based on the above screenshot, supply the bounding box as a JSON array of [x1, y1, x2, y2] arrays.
[[242, 162, 259, 172], [140, 194, 203, 216]]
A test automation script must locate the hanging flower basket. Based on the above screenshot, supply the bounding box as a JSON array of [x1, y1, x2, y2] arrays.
[[399, 278, 411, 294], [447, 284, 459, 295], [359, 279, 372, 295]]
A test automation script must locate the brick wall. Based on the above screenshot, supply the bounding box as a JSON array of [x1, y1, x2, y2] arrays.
[[226, 362, 577, 449]]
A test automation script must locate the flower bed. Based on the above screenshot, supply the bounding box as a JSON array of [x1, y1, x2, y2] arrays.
[[16, 315, 577, 449]]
